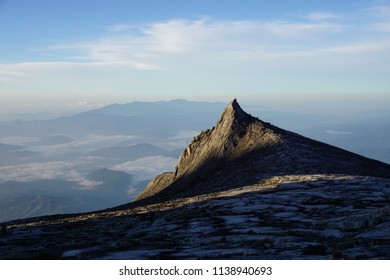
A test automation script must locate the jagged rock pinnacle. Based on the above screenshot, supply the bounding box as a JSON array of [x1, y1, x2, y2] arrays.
[[135, 99, 390, 203], [216, 99, 253, 131], [135, 99, 280, 201]]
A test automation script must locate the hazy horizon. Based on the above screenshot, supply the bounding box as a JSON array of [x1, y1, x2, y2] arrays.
[[0, 95, 389, 122]]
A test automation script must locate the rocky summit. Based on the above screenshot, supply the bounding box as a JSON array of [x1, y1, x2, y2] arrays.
[[1, 99, 390, 260], [134, 99, 390, 204]]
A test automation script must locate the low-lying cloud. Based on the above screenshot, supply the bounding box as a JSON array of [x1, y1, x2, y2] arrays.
[[112, 156, 177, 181], [165, 130, 200, 149], [28, 134, 138, 156], [0, 161, 101, 189]]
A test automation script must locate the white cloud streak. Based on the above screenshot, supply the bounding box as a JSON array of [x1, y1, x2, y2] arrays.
[[165, 130, 200, 149], [305, 12, 341, 21]]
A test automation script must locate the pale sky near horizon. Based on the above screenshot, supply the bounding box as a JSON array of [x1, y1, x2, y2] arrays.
[[0, 0, 389, 115]]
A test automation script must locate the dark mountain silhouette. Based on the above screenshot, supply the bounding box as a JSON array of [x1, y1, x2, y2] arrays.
[[135, 99, 390, 204]]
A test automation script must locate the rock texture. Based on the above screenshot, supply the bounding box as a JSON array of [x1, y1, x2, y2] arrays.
[[1, 99, 390, 260]]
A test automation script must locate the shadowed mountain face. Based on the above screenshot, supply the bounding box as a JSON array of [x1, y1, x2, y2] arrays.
[[135, 99, 390, 203]]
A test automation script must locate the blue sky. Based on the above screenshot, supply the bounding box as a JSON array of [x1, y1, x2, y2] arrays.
[[0, 0, 389, 115]]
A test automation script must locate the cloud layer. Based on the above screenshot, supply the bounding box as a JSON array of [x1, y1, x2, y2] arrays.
[[112, 156, 177, 181], [0, 161, 101, 188]]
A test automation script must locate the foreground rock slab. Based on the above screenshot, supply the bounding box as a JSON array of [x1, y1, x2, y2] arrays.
[[1, 174, 389, 260]]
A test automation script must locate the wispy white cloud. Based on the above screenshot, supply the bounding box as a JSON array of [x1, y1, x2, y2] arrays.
[[0, 60, 161, 77], [166, 130, 200, 149], [261, 21, 342, 38], [34, 17, 346, 63], [324, 41, 390, 53], [276, 41, 390, 58], [0, 69, 26, 77], [305, 12, 341, 21], [72, 101, 106, 110], [134, 18, 344, 53], [107, 23, 134, 32], [0, 68, 30, 83], [325, 130, 353, 136]]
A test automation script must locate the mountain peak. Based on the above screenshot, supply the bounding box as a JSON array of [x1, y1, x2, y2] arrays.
[[135, 100, 281, 201], [226, 98, 241, 113], [216, 99, 253, 131], [135, 100, 390, 203], [229, 98, 243, 113]]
